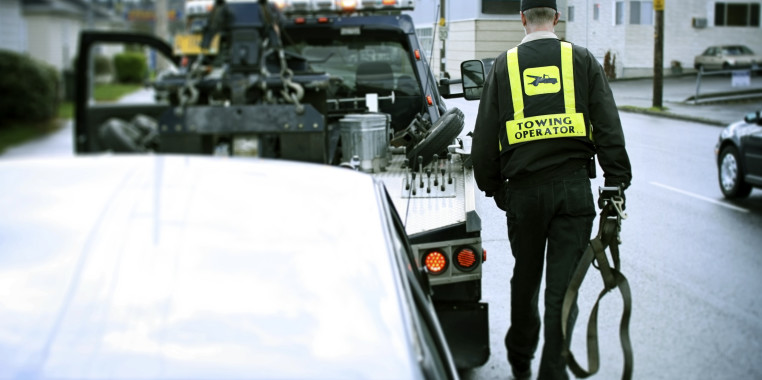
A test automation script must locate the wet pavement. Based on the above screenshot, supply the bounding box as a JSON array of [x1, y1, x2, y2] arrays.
[[609, 71, 762, 126]]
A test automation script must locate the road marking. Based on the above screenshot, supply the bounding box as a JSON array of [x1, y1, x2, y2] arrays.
[[650, 182, 750, 213]]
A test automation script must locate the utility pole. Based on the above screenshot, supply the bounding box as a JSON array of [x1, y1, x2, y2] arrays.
[[652, 0, 664, 108], [439, 0, 447, 79], [155, 0, 170, 71], [155, 0, 169, 41]]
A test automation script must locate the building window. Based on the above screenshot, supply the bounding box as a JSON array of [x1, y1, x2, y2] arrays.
[[593, 3, 600, 20], [568, 6, 575, 21], [482, 0, 521, 14], [630, 1, 653, 24], [714, 2, 761, 27], [615, 1, 624, 24]]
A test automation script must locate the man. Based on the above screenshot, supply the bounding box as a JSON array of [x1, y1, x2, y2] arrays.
[[470, 0, 632, 379]]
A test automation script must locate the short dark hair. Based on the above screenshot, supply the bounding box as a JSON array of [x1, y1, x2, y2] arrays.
[[523, 7, 557, 25]]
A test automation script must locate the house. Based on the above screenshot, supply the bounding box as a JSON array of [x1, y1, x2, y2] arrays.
[[0, 0, 27, 54], [0, 0, 124, 73], [564, 0, 762, 78], [409, 0, 761, 79], [407, 0, 567, 79]]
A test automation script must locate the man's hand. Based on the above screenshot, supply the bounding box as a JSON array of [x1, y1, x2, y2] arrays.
[[598, 184, 626, 210]]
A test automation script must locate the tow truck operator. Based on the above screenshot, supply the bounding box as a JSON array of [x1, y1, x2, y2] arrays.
[[470, 0, 632, 378]]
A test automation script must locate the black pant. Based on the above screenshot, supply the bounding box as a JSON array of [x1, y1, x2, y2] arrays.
[[501, 167, 596, 380]]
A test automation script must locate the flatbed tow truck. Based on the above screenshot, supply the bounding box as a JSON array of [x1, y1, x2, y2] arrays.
[[74, 0, 488, 368]]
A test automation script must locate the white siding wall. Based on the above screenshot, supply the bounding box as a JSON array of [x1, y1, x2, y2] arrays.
[[0, 0, 27, 52], [26, 14, 83, 71], [443, 19, 566, 79], [565, 0, 626, 76]]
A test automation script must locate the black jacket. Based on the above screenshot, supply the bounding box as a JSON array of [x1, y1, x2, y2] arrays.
[[471, 37, 632, 195]]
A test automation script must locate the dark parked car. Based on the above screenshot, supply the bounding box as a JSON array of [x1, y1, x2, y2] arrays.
[[716, 110, 762, 198], [694, 45, 761, 71], [0, 155, 459, 379]]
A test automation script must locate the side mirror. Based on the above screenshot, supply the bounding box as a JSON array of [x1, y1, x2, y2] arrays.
[[461, 60, 485, 101], [743, 110, 761, 125]]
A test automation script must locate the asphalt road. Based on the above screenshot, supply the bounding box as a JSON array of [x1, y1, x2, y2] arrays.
[[447, 97, 762, 380]]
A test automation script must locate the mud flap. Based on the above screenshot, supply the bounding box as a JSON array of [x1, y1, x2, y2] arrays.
[[435, 301, 490, 369]]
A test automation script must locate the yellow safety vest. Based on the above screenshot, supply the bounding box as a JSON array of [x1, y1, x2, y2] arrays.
[[500, 41, 591, 151]]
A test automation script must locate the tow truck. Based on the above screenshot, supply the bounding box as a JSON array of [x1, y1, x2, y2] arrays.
[[173, 0, 221, 64], [74, 0, 488, 368], [527, 73, 558, 86]]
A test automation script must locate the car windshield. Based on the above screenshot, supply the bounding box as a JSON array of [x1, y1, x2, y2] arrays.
[[723, 46, 754, 56], [284, 30, 421, 97]]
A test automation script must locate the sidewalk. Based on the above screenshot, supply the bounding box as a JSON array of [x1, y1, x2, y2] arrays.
[[608, 73, 762, 126], [1, 88, 157, 159]]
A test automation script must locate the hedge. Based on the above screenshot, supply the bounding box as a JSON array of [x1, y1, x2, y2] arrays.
[[113, 51, 147, 83], [0, 49, 59, 125]]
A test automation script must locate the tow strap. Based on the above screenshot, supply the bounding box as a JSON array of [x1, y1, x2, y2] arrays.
[[561, 186, 633, 379]]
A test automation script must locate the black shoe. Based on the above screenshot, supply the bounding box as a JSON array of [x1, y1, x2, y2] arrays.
[[511, 365, 531, 380], [509, 360, 531, 380]]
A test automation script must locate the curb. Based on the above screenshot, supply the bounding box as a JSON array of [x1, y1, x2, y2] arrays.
[[617, 106, 726, 126]]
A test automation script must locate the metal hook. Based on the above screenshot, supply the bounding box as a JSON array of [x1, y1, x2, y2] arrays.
[[610, 196, 628, 220]]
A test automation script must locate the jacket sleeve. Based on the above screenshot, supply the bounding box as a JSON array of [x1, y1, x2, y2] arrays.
[[585, 50, 633, 189], [471, 57, 504, 196]]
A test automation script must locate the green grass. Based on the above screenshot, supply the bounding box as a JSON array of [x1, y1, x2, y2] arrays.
[[93, 83, 143, 102], [619, 105, 669, 113], [59, 101, 74, 119], [0, 83, 141, 154], [0, 118, 64, 154]]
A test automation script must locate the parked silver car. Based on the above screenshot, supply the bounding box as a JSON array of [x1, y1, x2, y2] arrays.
[[694, 45, 761, 71], [0, 155, 459, 379], [716, 111, 762, 198]]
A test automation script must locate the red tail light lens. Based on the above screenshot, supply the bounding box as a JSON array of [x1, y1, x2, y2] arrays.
[[424, 250, 447, 275], [453, 247, 479, 272]]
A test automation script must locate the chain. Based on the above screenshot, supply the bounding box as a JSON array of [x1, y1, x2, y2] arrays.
[[275, 46, 305, 113], [178, 54, 207, 106]]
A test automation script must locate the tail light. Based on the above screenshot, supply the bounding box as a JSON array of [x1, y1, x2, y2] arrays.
[[339, 0, 358, 11], [424, 250, 447, 275], [453, 246, 479, 272]]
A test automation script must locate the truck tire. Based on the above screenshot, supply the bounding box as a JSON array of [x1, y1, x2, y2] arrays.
[[407, 107, 464, 168]]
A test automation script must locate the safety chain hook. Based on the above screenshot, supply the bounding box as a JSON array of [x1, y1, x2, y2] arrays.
[[610, 195, 628, 220], [179, 54, 206, 106]]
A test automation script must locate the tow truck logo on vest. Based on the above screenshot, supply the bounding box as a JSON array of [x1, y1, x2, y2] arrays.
[[523, 66, 561, 96]]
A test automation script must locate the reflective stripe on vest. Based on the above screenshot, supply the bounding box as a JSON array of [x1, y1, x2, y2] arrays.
[[503, 41, 587, 148]]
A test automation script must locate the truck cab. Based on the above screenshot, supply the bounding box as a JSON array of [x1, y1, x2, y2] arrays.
[[74, 0, 488, 369]]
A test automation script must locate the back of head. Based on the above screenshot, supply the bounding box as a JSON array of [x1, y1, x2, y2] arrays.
[[523, 7, 558, 26], [521, 0, 558, 27]]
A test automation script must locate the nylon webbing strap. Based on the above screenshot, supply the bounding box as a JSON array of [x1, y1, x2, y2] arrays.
[[561, 206, 633, 380]]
